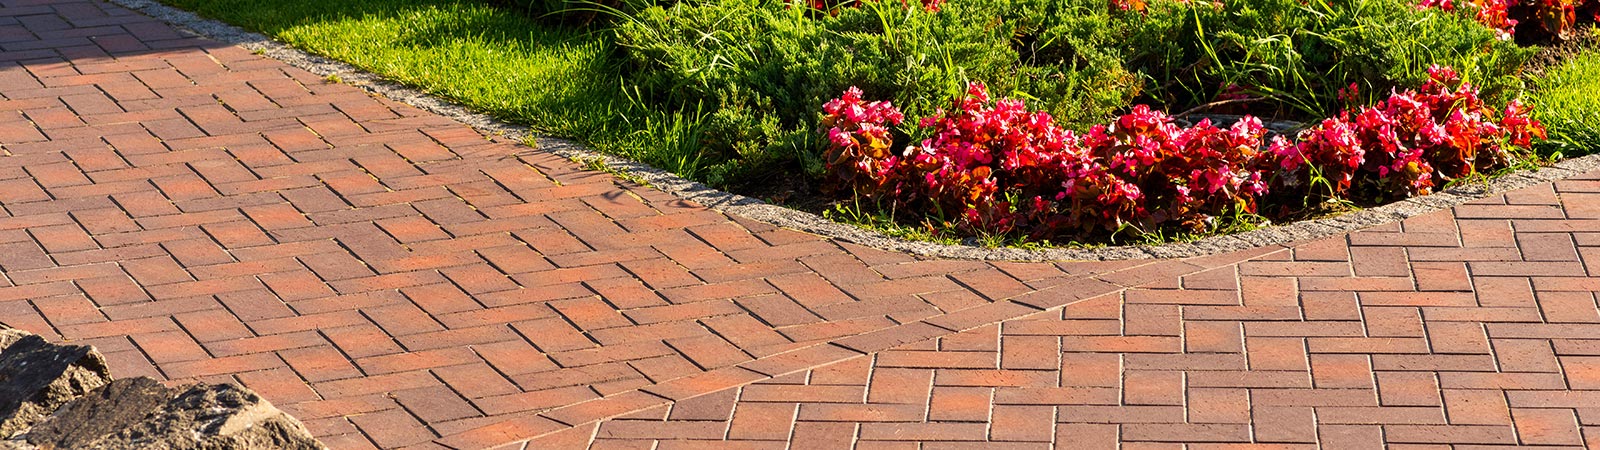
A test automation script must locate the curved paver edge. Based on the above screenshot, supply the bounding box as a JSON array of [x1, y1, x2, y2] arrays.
[[109, 0, 1600, 262]]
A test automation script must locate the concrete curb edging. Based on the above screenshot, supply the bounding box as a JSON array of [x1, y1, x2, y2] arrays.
[[108, 0, 1600, 261]]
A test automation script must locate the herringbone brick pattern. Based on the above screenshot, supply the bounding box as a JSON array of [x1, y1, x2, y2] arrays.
[[4, 0, 1600, 448], [0, 1, 1228, 448]]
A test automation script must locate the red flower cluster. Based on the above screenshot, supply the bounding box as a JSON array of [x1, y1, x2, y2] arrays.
[[1420, 0, 1519, 39], [1420, 0, 1597, 40], [824, 83, 1269, 238], [1070, 105, 1271, 234], [821, 66, 1545, 241], [820, 87, 905, 192], [1267, 65, 1546, 200]]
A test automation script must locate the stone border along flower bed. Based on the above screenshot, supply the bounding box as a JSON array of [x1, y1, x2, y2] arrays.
[[117, 0, 1600, 261]]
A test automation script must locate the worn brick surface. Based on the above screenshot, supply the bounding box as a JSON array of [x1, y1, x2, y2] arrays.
[[5, 1, 1600, 449]]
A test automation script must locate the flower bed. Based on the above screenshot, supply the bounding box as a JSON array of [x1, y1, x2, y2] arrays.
[[161, 0, 1597, 249], [1420, 0, 1600, 40], [482, 0, 1589, 245], [823, 66, 1546, 241], [611, 0, 1534, 189]]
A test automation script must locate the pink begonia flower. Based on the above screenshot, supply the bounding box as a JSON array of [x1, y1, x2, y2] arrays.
[[821, 67, 1545, 239]]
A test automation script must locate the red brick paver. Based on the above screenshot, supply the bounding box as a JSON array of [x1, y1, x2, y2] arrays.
[[577, 198, 1600, 448], [3, 1, 1599, 448]]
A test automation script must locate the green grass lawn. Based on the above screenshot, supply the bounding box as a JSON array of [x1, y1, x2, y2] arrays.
[[161, 0, 707, 177], [1532, 38, 1600, 156]]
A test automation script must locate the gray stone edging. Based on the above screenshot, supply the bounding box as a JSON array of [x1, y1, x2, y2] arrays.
[[108, 0, 1600, 261]]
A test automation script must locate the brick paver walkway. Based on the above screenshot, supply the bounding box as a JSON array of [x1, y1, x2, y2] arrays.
[[3, 1, 1600, 448]]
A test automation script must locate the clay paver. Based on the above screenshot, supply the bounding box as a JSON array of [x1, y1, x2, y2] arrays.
[[1, 1, 1598, 448]]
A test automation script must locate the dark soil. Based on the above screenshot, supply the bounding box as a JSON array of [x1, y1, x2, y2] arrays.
[[1524, 26, 1600, 78]]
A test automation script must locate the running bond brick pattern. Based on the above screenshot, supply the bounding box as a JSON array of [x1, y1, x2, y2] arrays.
[[2, 1, 1599, 449]]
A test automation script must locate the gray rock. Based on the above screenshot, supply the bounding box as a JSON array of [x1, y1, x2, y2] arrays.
[[0, 328, 324, 450], [22, 378, 174, 449], [0, 335, 112, 438], [20, 378, 325, 450]]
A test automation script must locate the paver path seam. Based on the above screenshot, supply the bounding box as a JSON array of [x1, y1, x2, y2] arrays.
[[573, 182, 1600, 448], [0, 1, 1204, 447], [4, 1, 1600, 449]]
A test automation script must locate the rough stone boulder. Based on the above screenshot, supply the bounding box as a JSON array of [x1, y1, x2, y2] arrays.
[[23, 379, 323, 450], [0, 329, 112, 437], [0, 328, 325, 450], [18, 377, 172, 449]]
